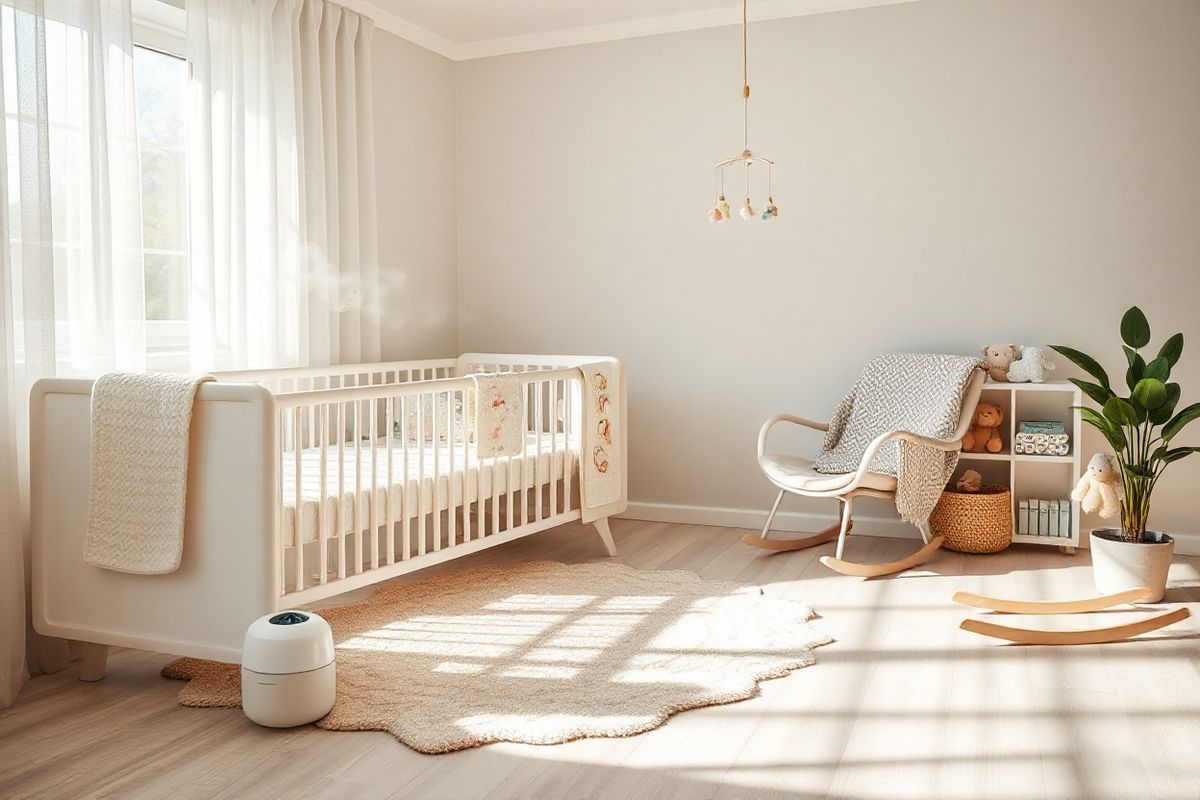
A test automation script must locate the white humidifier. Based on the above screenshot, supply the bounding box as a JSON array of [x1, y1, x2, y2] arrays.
[[241, 610, 336, 728]]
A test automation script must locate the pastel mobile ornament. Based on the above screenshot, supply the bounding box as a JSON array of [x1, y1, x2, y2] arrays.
[[761, 197, 778, 220], [707, 205, 724, 223], [739, 200, 755, 221]]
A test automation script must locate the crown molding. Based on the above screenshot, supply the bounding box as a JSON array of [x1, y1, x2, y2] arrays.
[[457, 0, 922, 60], [347, 0, 923, 61], [336, 0, 461, 60]]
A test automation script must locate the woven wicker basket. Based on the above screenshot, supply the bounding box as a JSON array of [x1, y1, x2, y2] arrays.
[[930, 484, 1012, 554]]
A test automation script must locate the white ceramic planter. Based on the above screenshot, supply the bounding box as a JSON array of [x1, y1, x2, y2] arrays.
[[1090, 529, 1174, 603]]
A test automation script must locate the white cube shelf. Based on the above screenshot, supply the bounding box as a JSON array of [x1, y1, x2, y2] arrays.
[[958, 381, 1083, 553]]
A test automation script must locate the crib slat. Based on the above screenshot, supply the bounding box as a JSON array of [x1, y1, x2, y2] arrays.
[[385, 396, 395, 566], [447, 390, 456, 547], [521, 383, 531, 526], [432, 392, 441, 551], [277, 412, 285, 596], [293, 408, 304, 592], [336, 401, 346, 580], [535, 381, 543, 523], [564, 376, 573, 513], [417, 394, 426, 556], [353, 397, 362, 574], [318, 403, 328, 584], [370, 397, 379, 570], [402, 396, 411, 561], [550, 379, 558, 518]]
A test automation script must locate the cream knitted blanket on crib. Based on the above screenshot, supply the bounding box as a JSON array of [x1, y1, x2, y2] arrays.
[[84, 372, 214, 574], [813, 354, 985, 524]]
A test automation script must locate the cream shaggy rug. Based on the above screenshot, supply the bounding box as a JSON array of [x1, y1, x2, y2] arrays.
[[163, 560, 831, 753]]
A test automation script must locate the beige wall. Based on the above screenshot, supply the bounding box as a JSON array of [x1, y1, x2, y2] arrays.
[[373, 29, 458, 361], [453, 0, 1200, 540]]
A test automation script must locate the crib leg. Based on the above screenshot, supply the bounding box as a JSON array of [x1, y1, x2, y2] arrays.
[[834, 497, 855, 561], [79, 643, 109, 683], [592, 517, 618, 557]]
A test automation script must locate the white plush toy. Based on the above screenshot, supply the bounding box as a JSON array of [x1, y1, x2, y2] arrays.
[[1071, 453, 1124, 518], [1006, 345, 1057, 383]]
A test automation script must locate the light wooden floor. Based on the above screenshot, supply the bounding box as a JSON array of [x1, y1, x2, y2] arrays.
[[2, 519, 1199, 800]]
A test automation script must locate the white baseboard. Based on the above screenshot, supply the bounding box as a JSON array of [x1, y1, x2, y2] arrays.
[[618, 501, 1200, 557]]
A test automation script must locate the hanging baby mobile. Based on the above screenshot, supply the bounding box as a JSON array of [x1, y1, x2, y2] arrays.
[[709, 0, 777, 223]]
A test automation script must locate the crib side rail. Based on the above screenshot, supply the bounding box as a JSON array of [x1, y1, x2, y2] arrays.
[[274, 366, 584, 604], [212, 358, 459, 396]]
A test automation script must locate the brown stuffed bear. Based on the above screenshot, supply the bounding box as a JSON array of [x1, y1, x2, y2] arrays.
[[962, 402, 1005, 453], [980, 344, 1019, 382]]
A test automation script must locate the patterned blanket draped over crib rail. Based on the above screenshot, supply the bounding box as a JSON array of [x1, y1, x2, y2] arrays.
[[813, 353, 985, 523]]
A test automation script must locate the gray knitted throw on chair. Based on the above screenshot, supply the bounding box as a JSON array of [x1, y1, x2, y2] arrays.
[[813, 353, 986, 523]]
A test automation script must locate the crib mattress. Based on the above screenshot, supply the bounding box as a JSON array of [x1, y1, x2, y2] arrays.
[[281, 433, 576, 546]]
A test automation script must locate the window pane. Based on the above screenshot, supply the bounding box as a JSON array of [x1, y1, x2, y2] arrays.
[[143, 252, 188, 321], [140, 146, 186, 250], [133, 46, 187, 147], [134, 45, 188, 322]]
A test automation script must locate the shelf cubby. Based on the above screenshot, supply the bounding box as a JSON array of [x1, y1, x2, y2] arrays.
[[953, 380, 1083, 552]]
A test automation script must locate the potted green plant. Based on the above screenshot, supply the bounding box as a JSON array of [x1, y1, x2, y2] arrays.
[[1052, 306, 1199, 602]]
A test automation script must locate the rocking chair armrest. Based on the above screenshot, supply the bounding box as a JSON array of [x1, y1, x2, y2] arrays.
[[843, 429, 964, 492], [757, 413, 829, 461]]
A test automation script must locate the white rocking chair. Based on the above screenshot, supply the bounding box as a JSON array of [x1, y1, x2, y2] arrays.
[[746, 369, 985, 577]]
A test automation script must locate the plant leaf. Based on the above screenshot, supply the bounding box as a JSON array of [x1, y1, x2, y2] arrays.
[[1069, 378, 1113, 407], [1132, 378, 1167, 410], [1120, 306, 1151, 349], [1124, 462, 1152, 479], [1050, 345, 1110, 390], [1103, 396, 1139, 427], [1157, 332, 1184, 367], [1078, 406, 1126, 450], [1144, 356, 1170, 382], [1125, 349, 1146, 392], [1149, 382, 1181, 425], [1163, 402, 1200, 442], [1167, 447, 1200, 463]]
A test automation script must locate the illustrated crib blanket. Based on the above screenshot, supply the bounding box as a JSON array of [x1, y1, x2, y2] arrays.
[[84, 372, 213, 574], [470, 373, 524, 458], [579, 360, 622, 522], [813, 353, 985, 523]]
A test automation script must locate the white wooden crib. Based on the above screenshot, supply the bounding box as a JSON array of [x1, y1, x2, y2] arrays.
[[30, 353, 626, 672]]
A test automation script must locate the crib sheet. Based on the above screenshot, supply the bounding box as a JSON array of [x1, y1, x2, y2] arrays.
[[281, 432, 576, 546]]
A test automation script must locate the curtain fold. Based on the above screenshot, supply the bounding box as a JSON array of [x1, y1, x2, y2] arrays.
[[0, 0, 144, 708], [187, 0, 380, 371]]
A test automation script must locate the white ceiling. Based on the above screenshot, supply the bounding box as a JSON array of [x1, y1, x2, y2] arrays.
[[343, 0, 924, 60]]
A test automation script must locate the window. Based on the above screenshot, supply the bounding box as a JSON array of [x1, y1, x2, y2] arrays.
[[134, 46, 188, 322], [133, 0, 189, 367]]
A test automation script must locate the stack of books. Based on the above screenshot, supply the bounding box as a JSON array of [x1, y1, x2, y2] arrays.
[[1014, 420, 1070, 456], [1018, 498, 1072, 537]]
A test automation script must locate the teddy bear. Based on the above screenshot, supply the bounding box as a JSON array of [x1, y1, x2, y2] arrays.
[[1071, 453, 1124, 518], [962, 402, 1005, 453], [1006, 345, 1057, 384], [980, 344, 1020, 382], [955, 469, 983, 492]]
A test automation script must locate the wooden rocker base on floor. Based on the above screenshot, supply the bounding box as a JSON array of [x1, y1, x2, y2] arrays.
[[952, 587, 1152, 615], [960, 607, 1190, 645], [819, 535, 944, 578], [741, 521, 851, 552]]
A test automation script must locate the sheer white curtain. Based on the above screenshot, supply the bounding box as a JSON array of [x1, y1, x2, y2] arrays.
[[187, 0, 380, 371], [0, 0, 145, 707]]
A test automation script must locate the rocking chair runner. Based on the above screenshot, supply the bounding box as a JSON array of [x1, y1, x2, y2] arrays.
[[746, 368, 986, 577]]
